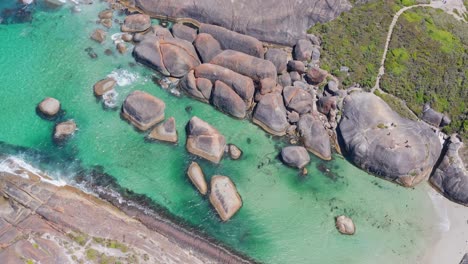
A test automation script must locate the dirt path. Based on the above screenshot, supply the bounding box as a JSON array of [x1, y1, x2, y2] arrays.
[[371, 0, 467, 93]]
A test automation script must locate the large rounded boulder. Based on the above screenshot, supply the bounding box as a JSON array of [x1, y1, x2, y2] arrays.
[[252, 93, 289, 136], [38, 97, 60, 117], [209, 175, 242, 221], [194, 33, 222, 63], [298, 114, 332, 160], [122, 90, 166, 131], [186, 116, 226, 163], [121, 14, 151, 33], [283, 86, 314, 114], [212, 80, 247, 119], [339, 92, 442, 187], [133, 37, 201, 77], [281, 146, 310, 169], [430, 135, 468, 206]]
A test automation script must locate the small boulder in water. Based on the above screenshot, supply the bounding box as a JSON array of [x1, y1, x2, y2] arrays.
[[187, 162, 207, 195], [148, 117, 178, 143], [121, 90, 166, 131], [122, 33, 133, 42], [38, 97, 60, 117], [228, 144, 242, 160], [91, 29, 106, 43], [335, 215, 355, 235], [98, 9, 113, 20], [93, 77, 116, 96], [116, 43, 127, 54], [209, 175, 242, 221], [54, 120, 77, 142]]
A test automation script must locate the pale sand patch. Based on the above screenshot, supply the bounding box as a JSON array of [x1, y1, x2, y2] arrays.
[[421, 184, 468, 264]]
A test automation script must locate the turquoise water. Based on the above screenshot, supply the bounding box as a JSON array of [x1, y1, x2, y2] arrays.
[[0, 2, 438, 263]]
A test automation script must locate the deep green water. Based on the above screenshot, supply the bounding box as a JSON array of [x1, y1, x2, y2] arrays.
[[0, 2, 438, 263]]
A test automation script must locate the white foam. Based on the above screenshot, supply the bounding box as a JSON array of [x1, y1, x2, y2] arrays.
[[111, 33, 124, 45], [102, 89, 119, 108], [107, 69, 138, 87], [428, 190, 450, 232], [0, 155, 67, 187]]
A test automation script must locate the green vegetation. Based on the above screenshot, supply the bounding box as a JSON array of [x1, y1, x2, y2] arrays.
[[381, 8, 467, 139], [308, 1, 397, 87], [309, 1, 467, 139], [68, 232, 89, 246], [85, 248, 99, 261]]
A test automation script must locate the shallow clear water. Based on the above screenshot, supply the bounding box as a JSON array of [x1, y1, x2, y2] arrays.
[[0, 2, 438, 263]]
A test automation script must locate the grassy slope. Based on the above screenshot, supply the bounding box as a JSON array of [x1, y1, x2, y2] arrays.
[[308, 0, 467, 139], [381, 8, 467, 138]]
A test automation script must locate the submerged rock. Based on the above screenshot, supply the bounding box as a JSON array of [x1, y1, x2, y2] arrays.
[[91, 29, 106, 43], [98, 9, 113, 19], [187, 161, 207, 195], [199, 23, 264, 58], [54, 120, 77, 142], [186, 116, 226, 163], [339, 92, 442, 187], [148, 117, 178, 143], [121, 14, 151, 33], [209, 175, 242, 221], [38, 97, 60, 117], [335, 215, 355, 235], [121, 90, 166, 131], [281, 146, 310, 169], [431, 135, 468, 206], [93, 77, 116, 96], [253, 93, 289, 136], [298, 114, 331, 160]]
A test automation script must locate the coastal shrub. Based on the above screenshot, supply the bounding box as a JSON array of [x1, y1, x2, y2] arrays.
[[381, 8, 467, 139]]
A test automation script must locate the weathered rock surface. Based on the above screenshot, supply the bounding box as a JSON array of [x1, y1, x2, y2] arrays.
[[287, 60, 306, 74], [281, 146, 310, 169], [210, 50, 277, 81], [186, 116, 226, 163], [265, 48, 287, 73], [422, 103, 444, 127], [133, 0, 351, 46], [253, 93, 289, 136], [187, 161, 207, 195], [335, 215, 355, 235], [298, 114, 331, 160], [148, 117, 178, 143], [194, 63, 255, 105], [293, 39, 313, 61], [98, 9, 113, 19], [228, 144, 242, 160], [179, 70, 210, 102], [133, 37, 201, 77], [172, 23, 198, 43], [317, 96, 337, 115], [431, 135, 468, 206], [54, 120, 77, 141], [121, 14, 151, 33], [194, 33, 222, 63], [93, 77, 116, 96], [305, 67, 328, 85], [90, 29, 106, 43], [0, 173, 214, 264], [122, 90, 166, 131], [38, 97, 60, 117], [339, 92, 442, 187], [283, 86, 314, 114], [278, 73, 292, 88], [199, 23, 264, 58], [212, 81, 247, 119], [209, 175, 242, 221]]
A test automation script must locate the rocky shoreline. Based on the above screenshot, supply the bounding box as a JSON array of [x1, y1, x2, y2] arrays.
[[0, 158, 255, 264]]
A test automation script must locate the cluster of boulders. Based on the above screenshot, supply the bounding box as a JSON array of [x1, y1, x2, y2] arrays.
[[120, 13, 344, 163], [116, 87, 243, 220], [421, 103, 451, 128], [37, 97, 77, 143], [187, 162, 242, 221]]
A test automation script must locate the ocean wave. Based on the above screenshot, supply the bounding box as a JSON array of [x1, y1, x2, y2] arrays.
[[0, 155, 67, 186], [107, 69, 138, 87]]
